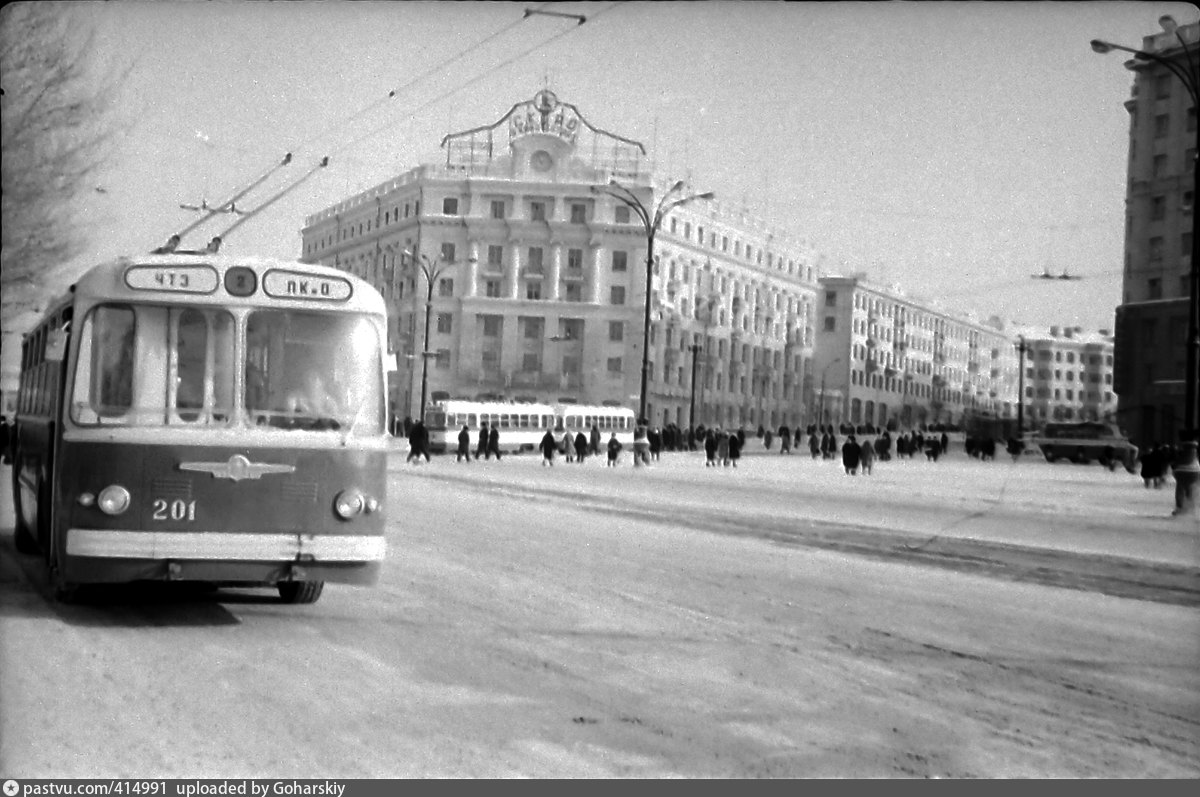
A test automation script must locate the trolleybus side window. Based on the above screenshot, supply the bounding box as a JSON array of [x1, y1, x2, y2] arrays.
[[71, 304, 135, 422], [71, 304, 236, 426]]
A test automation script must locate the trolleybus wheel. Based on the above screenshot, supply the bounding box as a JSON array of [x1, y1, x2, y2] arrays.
[[11, 461, 40, 555], [278, 581, 324, 604]]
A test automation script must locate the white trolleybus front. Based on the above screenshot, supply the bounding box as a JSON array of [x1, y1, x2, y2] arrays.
[[10, 254, 390, 603]]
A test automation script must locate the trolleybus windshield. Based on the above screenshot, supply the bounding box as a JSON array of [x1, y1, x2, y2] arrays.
[[69, 303, 382, 434]]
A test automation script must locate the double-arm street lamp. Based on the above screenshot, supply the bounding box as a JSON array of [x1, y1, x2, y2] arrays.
[[1093, 15, 1199, 514], [403, 249, 456, 422], [591, 179, 714, 424]]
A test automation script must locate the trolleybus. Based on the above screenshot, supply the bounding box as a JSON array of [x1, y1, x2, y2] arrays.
[[1031, 421, 1138, 471], [422, 400, 635, 454], [9, 253, 389, 603]]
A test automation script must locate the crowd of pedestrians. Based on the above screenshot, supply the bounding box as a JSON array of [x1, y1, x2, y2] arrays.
[[395, 415, 1176, 488]]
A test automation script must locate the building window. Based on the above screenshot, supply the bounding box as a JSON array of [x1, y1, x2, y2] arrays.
[[490, 200, 506, 219], [722, 235, 729, 252], [436, 313, 452, 334], [1150, 236, 1164, 261], [1189, 106, 1196, 132], [607, 356, 622, 373], [567, 248, 583, 270], [825, 291, 837, 307], [563, 283, 582, 302], [612, 251, 628, 272], [1155, 74, 1172, 100], [1155, 114, 1169, 138], [824, 316, 836, 332], [697, 226, 704, 244], [1148, 277, 1162, 299], [1151, 195, 1166, 220], [438, 278, 453, 297], [441, 242, 456, 262], [614, 205, 630, 224], [485, 280, 502, 297], [522, 352, 540, 371], [530, 201, 546, 221], [487, 245, 504, 268], [570, 203, 586, 223], [527, 247, 544, 273], [481, 315, 502, 336], [609, 321, 624, 342], [610, 286, 626, 305], [442, 197, 459, 215], [526, 282, 542, 300], [1153, 154, 1168, 178], [435, 349, 451, 370]]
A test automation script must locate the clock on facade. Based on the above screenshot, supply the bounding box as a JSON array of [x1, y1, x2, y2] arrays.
[[531, 150, 553, 172]]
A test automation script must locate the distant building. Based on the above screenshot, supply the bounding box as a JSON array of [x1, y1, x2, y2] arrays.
[[1112, 20, 1197, 445], [1020, 326, 1119, 428], [299, 90, 822, 431], [813, 274, 1023, 433]]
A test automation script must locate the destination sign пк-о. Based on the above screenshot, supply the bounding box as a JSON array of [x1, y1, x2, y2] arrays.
[[262, 269, 352, 301]]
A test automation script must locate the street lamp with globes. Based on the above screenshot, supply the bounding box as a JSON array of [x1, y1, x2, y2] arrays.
[[1092, 15, 1199, 515], [590, 179, 714, 424]]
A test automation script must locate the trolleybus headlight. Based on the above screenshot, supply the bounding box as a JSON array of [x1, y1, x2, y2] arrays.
[[97, 485, 131, 515], [363, 495, 380, 514], [334, 489, 365, 519], [78, 492, 96, 507]]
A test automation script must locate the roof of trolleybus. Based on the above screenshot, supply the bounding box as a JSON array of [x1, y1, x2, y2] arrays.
[[68, 253, 386, 314], [57, 253, 389, 441]]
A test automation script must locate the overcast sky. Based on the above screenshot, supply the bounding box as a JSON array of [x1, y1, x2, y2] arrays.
[[58, 0, 1200, 334]]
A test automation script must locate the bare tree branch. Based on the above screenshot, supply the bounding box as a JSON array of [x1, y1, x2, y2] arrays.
[[1, 2, 131, 310]]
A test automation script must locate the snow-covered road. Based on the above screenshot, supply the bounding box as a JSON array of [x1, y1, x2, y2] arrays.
[[1, 451, 1197, 777]]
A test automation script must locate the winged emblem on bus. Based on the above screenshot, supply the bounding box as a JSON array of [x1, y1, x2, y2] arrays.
[[178, 454, 296, 481]]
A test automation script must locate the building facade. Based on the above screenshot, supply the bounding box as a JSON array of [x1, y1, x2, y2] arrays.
[[299, 90, 822, 431], [1113, 20, 1198, 446], [813, 275, 1024, 433], [1021, 326, 1119, 428]]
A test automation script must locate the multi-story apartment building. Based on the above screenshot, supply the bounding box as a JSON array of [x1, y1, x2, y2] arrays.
[[1112, 20, 1198, 446], [1020, 326, 1119, 428], [299, 90, 821, 431], [813, 274, 1023, 432]]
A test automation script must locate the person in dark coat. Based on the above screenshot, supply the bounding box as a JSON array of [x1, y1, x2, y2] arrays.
[[940, 432, 950, 455], [859, 436, 875, 475], [778, 425, 791, 454], [488, 425, 502, 461], [827, 430, 839, 460], [809, 431, 821, 459], [728, 429, 742, 468], [841, 434, 861, 475], [606, 432, 622, 466], [717, 428, 730, 466], [406, 420, 430, 464], [475, 420, 490, 460], [456, 425, 471, 462], [648, 427, 662, 461], [704, 428, 718, 467], [561, 429, 574, 463], [574, 431, 589, 463], [590, 424, 602, 456], [539, 429, 557, 466]]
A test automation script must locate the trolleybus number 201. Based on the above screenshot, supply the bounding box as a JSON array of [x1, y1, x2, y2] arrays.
[[152, 499, 197, 521]]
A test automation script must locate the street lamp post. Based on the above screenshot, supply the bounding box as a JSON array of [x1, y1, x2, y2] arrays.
[[1016, 334, 1028, 438], [1093, 16, 1199, 515], [591, 180, 714, 423], [404, 249, 455, 423], [817, 357, 842, 428], [688, 341, 702, 439]]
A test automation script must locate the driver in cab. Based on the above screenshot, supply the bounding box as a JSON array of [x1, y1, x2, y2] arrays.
[[285, 369, 341, 422]]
